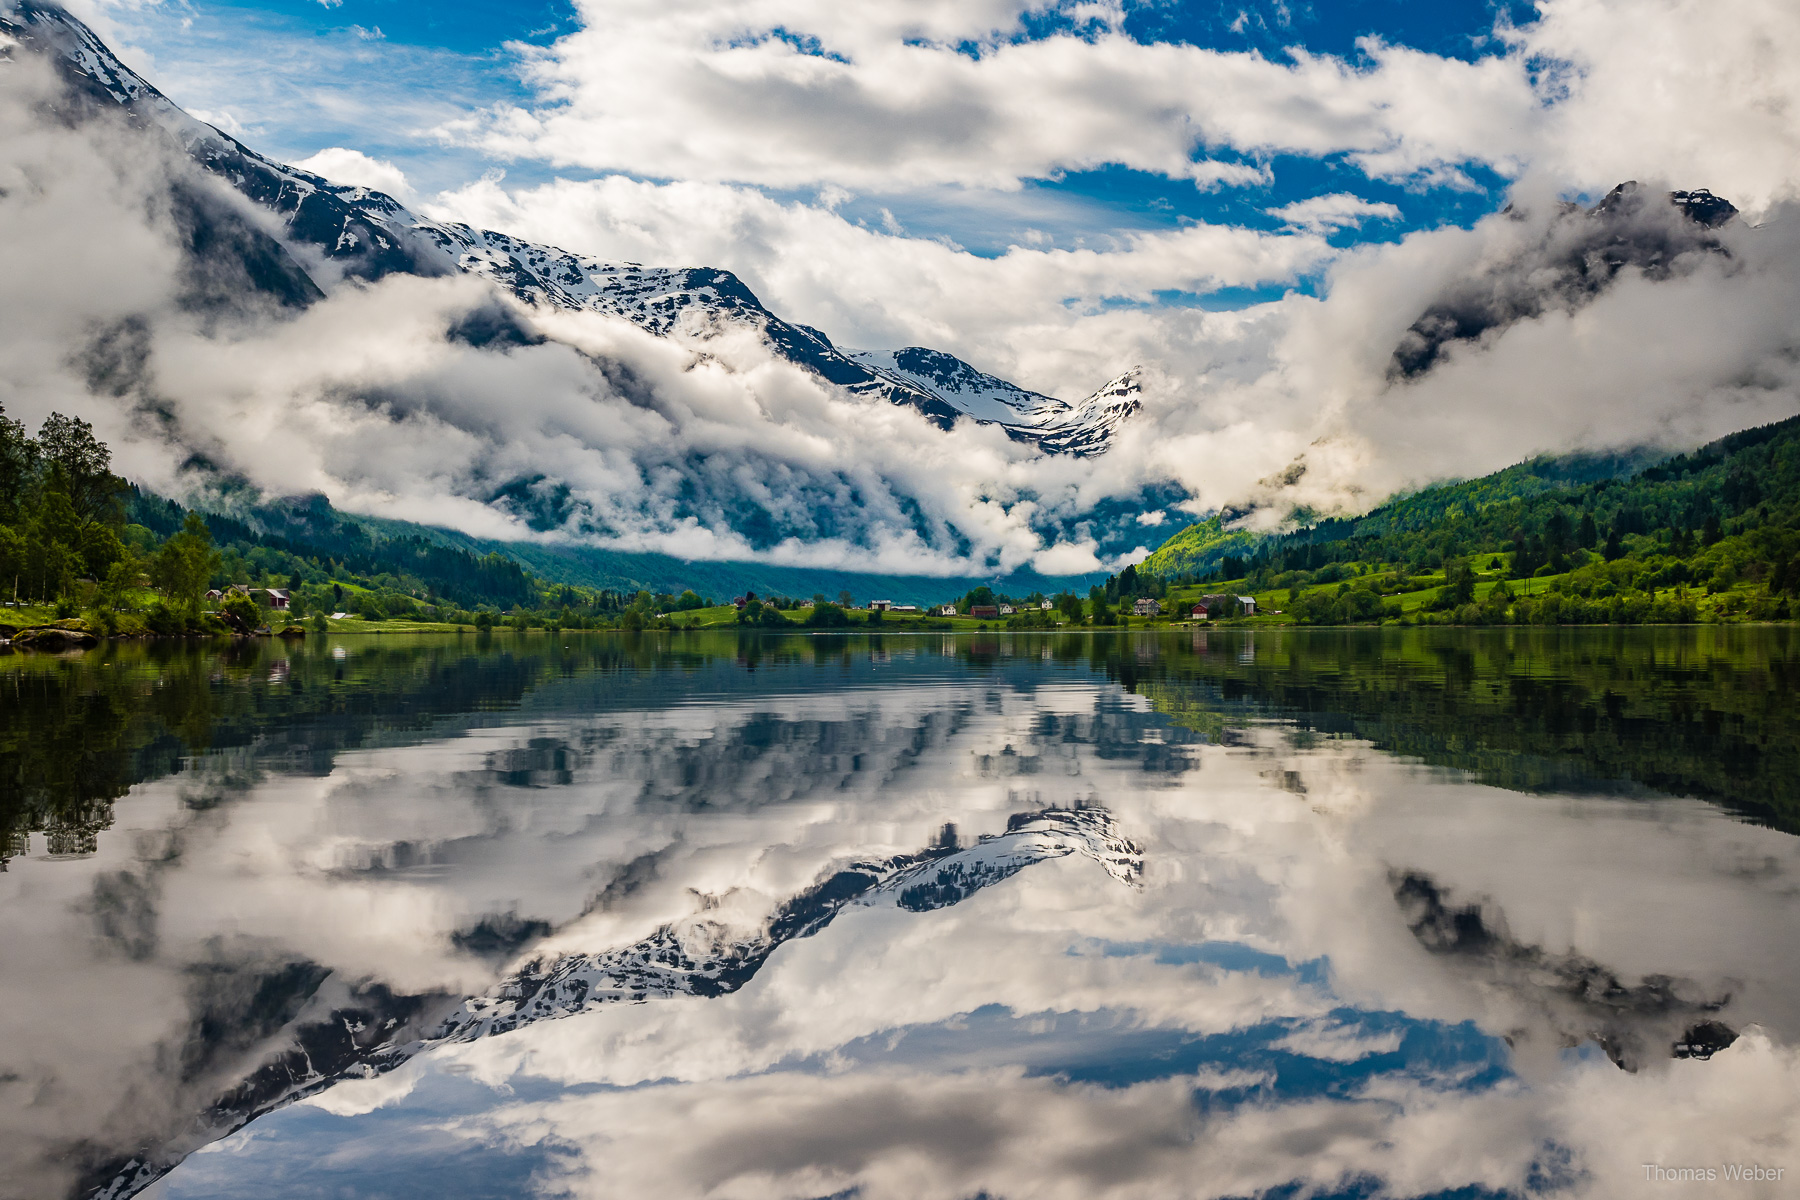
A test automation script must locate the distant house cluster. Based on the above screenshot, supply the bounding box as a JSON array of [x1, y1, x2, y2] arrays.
[[919, 598, 1056, 620], [713, 592, 1272, 624], [1190, 594, 1255, 620], [205, 585, 290, 610]]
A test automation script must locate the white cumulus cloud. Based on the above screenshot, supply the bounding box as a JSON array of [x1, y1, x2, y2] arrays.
[[438, 0, 1543, 192], [292, 146, 414, 201]]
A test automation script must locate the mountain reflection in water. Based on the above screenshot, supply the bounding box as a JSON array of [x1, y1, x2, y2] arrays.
[[1, 629, 1797, 1200]]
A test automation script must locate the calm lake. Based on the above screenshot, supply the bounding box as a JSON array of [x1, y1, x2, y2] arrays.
[[4, 628, 1798, 1200]]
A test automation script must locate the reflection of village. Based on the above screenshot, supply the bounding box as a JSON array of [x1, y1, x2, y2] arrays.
[[2, 795, 112, 866], [918, 595, 1257, 620]]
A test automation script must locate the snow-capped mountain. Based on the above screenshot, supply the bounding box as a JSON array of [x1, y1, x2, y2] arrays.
[[849, 346, 1071, 426], [847, 347, 1141, 456], [1041, 368, 1145, 456], [89, 807, 1144, 1200], [0, 0, 1135, 456]]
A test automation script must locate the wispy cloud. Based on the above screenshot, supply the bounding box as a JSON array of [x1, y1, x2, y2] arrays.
[[1266, 193, 1402, 234]]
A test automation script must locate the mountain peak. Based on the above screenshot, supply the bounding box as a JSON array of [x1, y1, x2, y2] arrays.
[[1590, 179, 1738, 228], [1392, 182, 1738, 380]]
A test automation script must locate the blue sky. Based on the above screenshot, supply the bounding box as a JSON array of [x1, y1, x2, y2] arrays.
[[105, 0, 1537, 261]]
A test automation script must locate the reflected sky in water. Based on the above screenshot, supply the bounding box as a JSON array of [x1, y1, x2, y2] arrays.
[[2, 630, 1798, 1200]]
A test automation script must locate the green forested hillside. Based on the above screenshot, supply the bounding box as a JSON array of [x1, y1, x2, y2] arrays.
[[1134, 515, 1263, 580], [1134, 413, 1800, 626]]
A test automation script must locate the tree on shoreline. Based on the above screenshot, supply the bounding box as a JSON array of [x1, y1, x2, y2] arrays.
[[151, 515, 220, 617]]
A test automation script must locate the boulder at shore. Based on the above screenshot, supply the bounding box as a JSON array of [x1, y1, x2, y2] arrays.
[[13, 626, 100, 650]]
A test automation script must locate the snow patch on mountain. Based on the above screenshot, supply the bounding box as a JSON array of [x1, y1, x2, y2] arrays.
[[1042, 368, 1145, 456], [846, 348, 1143, 456], [848, 346, 1070, 426]]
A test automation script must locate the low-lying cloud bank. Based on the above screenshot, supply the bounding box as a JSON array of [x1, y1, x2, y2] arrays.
[[431, 171, 1800, 541]]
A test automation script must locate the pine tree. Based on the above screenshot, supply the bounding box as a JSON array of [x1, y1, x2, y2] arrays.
[[1510, 530, 1536, 579], [1603, 524, 1625, 561], [1544, 509, 1573, 562], [1577, 511, 1598, 549], [1441, 558, 1476, 606]]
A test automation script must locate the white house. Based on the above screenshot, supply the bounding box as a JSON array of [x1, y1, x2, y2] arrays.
[[1040, 600, 1054, 610], [1236, 595, 1257, 615], [998, 604, 1015, 615], [938, 604, 957, 616], [1133, 597, 1162, 616]]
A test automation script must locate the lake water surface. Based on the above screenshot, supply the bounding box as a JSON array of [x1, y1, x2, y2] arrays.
[[3, 628, 1798, 1200]]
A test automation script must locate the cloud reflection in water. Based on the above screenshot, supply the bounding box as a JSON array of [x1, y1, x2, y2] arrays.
[[0, 634, 1795, 1200]]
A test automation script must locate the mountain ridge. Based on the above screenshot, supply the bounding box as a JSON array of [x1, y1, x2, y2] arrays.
[[0, 0, 1136, 457], [127, 486, 1107, 605]]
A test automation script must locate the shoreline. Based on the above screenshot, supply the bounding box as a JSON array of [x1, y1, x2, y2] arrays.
[[7, 619, 1797, 652]]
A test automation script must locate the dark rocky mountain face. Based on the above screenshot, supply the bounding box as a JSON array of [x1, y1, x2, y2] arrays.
[[166, 180, 329, 315], [1390, 181, 1739, 380]]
